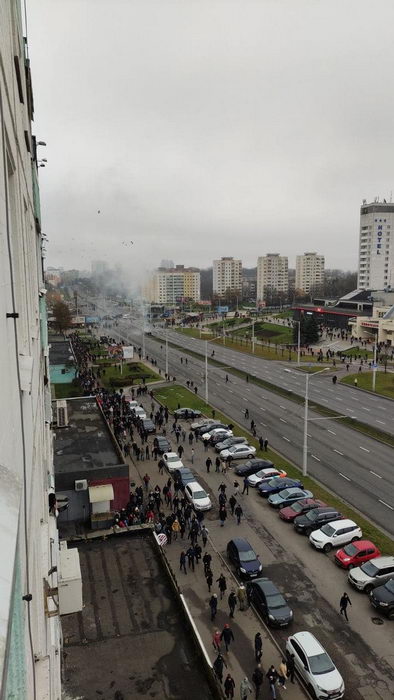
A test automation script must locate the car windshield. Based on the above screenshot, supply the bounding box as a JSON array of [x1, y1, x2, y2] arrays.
[[266, 593, 286, 609], [239, 550, 257, 562], [278, 489, 290, 499], [194, 490, 207, 500], [291, 502, 305, 513], [361, 561, 379, 576], [320, 524, 335, 537], [267, 478, 280, 486], [309, 652, 335, 675], [167, 455, 179, 462], [385, 580, 394, 594], [305, 510, 319, 521], [343, 543, 358, 556]]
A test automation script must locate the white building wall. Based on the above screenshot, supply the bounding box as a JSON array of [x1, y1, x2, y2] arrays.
[[256, 254, 288, 301], [0, 2, 61, 698], [295, 252, 325, 293], [213, 257, 242, 296], [358, 203, 394, 290]]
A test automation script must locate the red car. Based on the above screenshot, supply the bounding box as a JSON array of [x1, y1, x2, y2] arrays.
[[279, 498, 326, 522], [334, 540, 381, 570]]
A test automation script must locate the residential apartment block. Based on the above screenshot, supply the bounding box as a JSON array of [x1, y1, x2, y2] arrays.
[[147, 265, 201, 304], [256, 254, 288, 302], [358, 200, 394, 290], [213, 257, 242, 296], [295, 252, 325, 294], [0, 2, 61, 696]]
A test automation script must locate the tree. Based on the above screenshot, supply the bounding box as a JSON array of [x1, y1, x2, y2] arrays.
[[53, 301, 72, 333], [304, 316, 319, 344]]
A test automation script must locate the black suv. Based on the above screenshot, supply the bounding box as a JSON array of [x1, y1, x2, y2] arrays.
[[235, 459, 274, 477], [370, 579, 394, 619], [294, 507, 343, 535], [154, 436, 171, 454], [174, 408, 201, 419]]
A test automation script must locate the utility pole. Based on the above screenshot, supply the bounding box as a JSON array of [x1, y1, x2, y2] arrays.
[[297, 320, 301, 366], [165, 330, 169, 377], [205, 340, 208, 404], [372, 339, 377, 392], [252, 319, 255, 353]]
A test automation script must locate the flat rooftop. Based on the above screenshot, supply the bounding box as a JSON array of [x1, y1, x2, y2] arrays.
[[54, 398, 123, 477], [62, 533, 215, 700], [49, 337, 74, 365]]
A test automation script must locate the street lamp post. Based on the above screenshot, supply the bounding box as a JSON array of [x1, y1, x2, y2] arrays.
[[297, 367, 330, 477], [372, 340, 377, 393], [252, 319, 255, 353], [297, 321, 301, 366], [165, 330, 169, 377], [205, 335, 223, 405]]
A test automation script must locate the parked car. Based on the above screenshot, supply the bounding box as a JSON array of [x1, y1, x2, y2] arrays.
[[309, 519, 362, 553], [247, 578, 293, 627], [226, 538, 262, 579], [174, 467, 195, 489], [191, 418, 216, 431], [185, 481, 212, 511], [286, 631, 345, 699], [258, 477, 303, 498], [334, 540, 381, 570], [209, 430, 234, 445], [196, 421, 227, 436], [153, 436, 171, 454], [247, 467, 287, 488], [163, 452, 184, 472], [348, 556, 394, 593], [235, 459, 274, 477], [369, 578, 394, 619], [279, 499, 326, 523], [268, 488, 313, 509], [142, 418, 156, 434], [220, 444, 257, 461], [201, 427, 232, 441], [174, 407, 201, 419], [133, 406, 147, 420], [125, 398, 138, 409], [215, 436, 248, 452], [294, 507, 343, 536]]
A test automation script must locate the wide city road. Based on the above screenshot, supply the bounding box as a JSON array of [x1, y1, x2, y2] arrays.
[[101, 319, 394, 536]]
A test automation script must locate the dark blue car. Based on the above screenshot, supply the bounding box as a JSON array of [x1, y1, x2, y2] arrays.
[[227, 538, 262, 579], [258, 477, 303, 498]]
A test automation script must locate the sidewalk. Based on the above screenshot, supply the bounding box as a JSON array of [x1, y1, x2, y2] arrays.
[[124, 399, 306, 700]]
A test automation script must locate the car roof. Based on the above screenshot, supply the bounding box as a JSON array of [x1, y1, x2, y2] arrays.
[[164, 452, 179, 458], [278, 487, 305, 495], [368, 556, 394, 566], [328, 519, 357, 529], [291, 631, 324, 656], [315, 507, 340, 514], [254, 578, 279, 595], [349, 539, 376, 549], [230, 537, 253, 551], [187, 481, 207, 493]]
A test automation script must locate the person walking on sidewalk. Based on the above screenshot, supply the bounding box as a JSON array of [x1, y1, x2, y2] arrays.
[[266, 665, 278, 699], [224, 674, 236, 698], [209, 593, 218, 621], [206, 457, 212, 473], [212, 629, 221, 653], [278, 659, 287, 690], [213, 653, 227, 683], [219, 505, 227, 527], [340, 592, 352, 621], [203, 551, 212, 573], [240, 677, 253, 700], [235, 503, 243, 525], [201, 525, 209, 547], [172, 518, 180, 540], [229, 495, 237, 516], [242, 476, 249, 495], [186, 546, 195, 571], [228, 591, 237, 618], [286, 653, 295, 684], [254, 632, 262, 662], [237, 584, 247, 611], [143, 473, 150, 491], [217, 574, 227, 599], [220, 624, 235, 652], [178, 444, 184, 459], [206, 568, 213, 592], [179, 550, 187, 574], [215, 456, 221, 472], [252, 664, 263, 699]]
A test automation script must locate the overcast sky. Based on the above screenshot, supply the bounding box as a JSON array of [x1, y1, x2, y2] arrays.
[[28, 0, 394, 281]]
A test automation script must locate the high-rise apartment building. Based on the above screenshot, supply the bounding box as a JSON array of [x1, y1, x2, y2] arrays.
[[213, 257, 242, 296], [0, 2, 61, 697], [256, 254, 288, 302], [295, 252, 325, 294], [358, 200, 394, 290], [148, 265, 200, 304]]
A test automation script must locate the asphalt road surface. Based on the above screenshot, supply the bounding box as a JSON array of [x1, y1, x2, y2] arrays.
[[100, 320, 394, 536]]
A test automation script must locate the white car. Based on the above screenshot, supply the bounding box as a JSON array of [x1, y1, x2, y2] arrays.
[[309, 519, 362, 553], [220, 445, 256, 461], [133, 406, 147, 420], [286, 631, 345, 699], [184, 481, 212, 511], [247, 468, 287, 487], [163, 452, 184, 472], [202, 428, 233, 441], [125, 398, 138, 409]]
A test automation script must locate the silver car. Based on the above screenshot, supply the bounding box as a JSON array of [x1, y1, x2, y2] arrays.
[[348, 556, 394, 593]]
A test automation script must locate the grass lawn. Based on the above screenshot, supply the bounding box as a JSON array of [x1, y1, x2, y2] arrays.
[[233, 321, 293, 345], [154, 385, 394, 555], [273, 310, 294, 319], [100, 362, 161, 388], [343, 347, 374, 360], [53, 383, 83, 399], [176, 328, 214, 338], [341, 371, 394, 399], [211, 335, 317, 363]]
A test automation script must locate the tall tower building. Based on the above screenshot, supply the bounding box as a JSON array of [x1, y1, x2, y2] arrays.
[[213, 257, 242, 296], [256, 254, 288, 302], [0, 1, 61, 697], [358, 200, 394, 290], [295, 252, 325, 294]]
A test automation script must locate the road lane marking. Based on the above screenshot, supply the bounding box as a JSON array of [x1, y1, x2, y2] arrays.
[[280, 418, 287, 423], [328, 429, 336, 435], [282, 436, 290, 442], [228, 389, 233, 393], [312, 455, 320, 462], [260, 407, 266, 412], [370, 471, 382, 479], [260, 422, 267, 427], [339, 473, 351, 481], [362, 407, 370, 412], [336, 397, 343, 401], [379, 499, 394, 511], [245, 388, 251, 392], [242, 398, 248, 401], [225, 400, 231, 404], [334, 449, 344, 455], [376, 420, 385, 424], [280, 405, 286, 409], [359, 446, 370, 453]]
